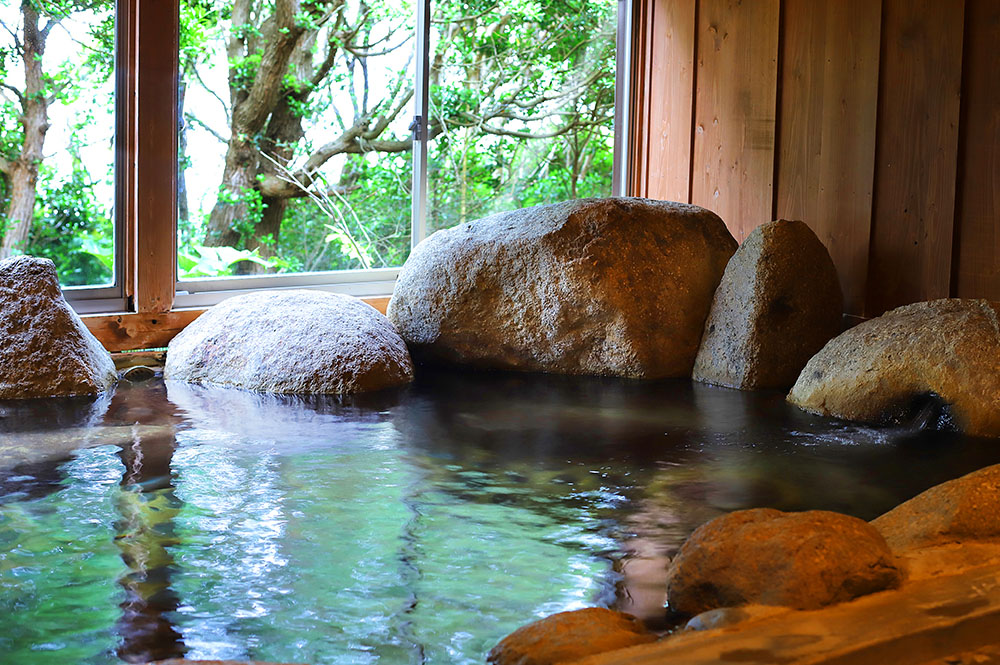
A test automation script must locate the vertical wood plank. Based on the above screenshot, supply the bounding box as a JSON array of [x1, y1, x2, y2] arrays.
[[628, 0, 654, 196], [135, 0, 178, 313], [866, 0, 965, 316], [690, 0, 779, 242], [775, 0, 882, 317], [644, 0, 696, 202], [953, 0, 1000, 301]]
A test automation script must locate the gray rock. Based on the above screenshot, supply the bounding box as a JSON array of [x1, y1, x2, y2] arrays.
[[388, 197, 737, 378], [872, 464, 1000, 552], [693, 219, 843, 390], [165, 290, 413, 394], [488, 607, 656, 665], [0, 256, 116, 398], [788, 299, 1000, 437], [665, 508, 902, 616], [684, 604, 786, 632]]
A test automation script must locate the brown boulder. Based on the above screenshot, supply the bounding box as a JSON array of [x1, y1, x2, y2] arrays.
[[872, 464, 1000, 552], [788, 299, 1000, 437], [0, 255, 116, 398], [388, 197, 737, 378], [487, 607, 656, 665], [693, 219, 843, 390], [165, 290, 413, 394], [665, 509, 902, 616]]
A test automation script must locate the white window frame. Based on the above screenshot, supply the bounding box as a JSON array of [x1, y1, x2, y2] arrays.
[[171, 0, 633, 310]]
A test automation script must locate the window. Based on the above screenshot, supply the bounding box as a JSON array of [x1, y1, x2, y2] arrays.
[[174, 0, 628, 308], [2, 0, 630, 318], [0, 0, 124, 312]]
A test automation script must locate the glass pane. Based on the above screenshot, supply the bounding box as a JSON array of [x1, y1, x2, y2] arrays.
[[178, 0, 416, 280], [427, 0, 618, 235], [0, 0, 116, 287]]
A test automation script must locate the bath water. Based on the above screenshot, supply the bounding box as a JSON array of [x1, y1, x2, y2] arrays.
[[2, 369, 997, 664]]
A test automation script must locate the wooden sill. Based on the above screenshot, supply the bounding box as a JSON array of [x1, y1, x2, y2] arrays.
[[82, 295, 391, 352]]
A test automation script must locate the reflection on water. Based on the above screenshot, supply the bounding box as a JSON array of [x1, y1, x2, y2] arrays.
[[2, 369, 1000, 663]]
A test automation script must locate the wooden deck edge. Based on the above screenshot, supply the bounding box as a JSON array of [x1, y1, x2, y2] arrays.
[[575, 562, 1000, 665], [83, 295, 391, 352]]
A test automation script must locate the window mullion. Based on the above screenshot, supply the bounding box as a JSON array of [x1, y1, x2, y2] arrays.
[[410, 0, 432, 248]]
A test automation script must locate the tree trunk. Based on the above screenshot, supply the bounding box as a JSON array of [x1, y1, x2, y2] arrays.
[[0, 2, 49, 259], [203, 0, 309, 250]]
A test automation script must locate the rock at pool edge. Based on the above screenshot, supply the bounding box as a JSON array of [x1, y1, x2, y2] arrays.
[[693, 219, 843, 390], [788, 299, 1000, 437], [165, 290, 413, 394], [0, 255, 116, 398], [665, 509, 902, 616], [388, 197, 737, 378], [488, 607, 657, 665]]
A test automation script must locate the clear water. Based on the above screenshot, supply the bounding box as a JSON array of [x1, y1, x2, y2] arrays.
[[2, 369, 999, 664]]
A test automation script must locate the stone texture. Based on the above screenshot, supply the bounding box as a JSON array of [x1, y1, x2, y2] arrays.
[[0, 255, 116, 398], [693, 219, 843, 390], [788, 299, 1000, 437], [872, 464, 1000, 553], [388, 197, 737, 378], [665, 509, 902, 616], [164, 290, 413, 394], [683, 605, 787, 632], [487, 607, 657, 665]]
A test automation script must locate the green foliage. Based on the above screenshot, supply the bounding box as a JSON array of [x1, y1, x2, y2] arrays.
[[27, 164, 113, 287], [177, 244, 277, 278]]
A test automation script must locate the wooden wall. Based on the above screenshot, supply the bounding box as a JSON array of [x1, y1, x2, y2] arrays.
[[630, 0, 1000, 317]]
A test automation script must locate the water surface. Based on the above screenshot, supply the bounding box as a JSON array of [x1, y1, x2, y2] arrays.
[[2, 369, 998, 664]]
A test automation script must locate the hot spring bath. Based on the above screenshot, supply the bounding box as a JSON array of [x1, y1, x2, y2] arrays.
[[2, 369, 998, 664]]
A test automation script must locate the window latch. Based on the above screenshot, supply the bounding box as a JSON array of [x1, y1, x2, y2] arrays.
[[409, 115, 423, 141]]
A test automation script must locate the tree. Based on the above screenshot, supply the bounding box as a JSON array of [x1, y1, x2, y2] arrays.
[[0, 0, 55, 259], [0, 0, 113, 266], [187, 0, 616, 272]]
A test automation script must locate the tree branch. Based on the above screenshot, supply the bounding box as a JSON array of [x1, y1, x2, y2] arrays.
[[0, 155, 12, 176]]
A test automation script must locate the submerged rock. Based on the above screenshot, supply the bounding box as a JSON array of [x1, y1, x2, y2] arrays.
[[693, 219, 843, 390], [0, 256, 116, 398], [388, 197, 737, 378], [487, 607, 656, 665], [165, 290, 413, 395], [665, 509, 902, 616], [788, 299, 1000, 437], [872, 464, 1000, 552]]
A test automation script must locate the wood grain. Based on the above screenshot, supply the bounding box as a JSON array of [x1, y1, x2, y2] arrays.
[[643, 0, 696, 202], [84, 295, 391, 352], [952, 0, 1000, 300], [775, 0, 882, 316], [866, 0, 965, 316], [690, 0, 779, 242], [134, 0, 179, 313], [629, 0, 654, 195]]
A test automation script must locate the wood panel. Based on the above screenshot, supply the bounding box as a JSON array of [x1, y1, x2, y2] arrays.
[[866, 0, 965, 316], [643, 0, 696, 202], [629, 0, 654, 195], [953, 0, 1000, 300], [84, 296, 391, 352], [775, 0, 882, 316], [134, 0, 179, 313], [690, 0, 779, 242]]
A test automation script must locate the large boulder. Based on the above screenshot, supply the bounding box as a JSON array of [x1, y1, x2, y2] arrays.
[[788, 299, 1000, 437], [487, 608, 656, 665], [693, 219, 843, 390], [0, 255, 116, 398], [388, 198, 737, 378], [872, 464, 1000, 552], [664, 509, 902, 616], [165, 290, 413, 394]]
